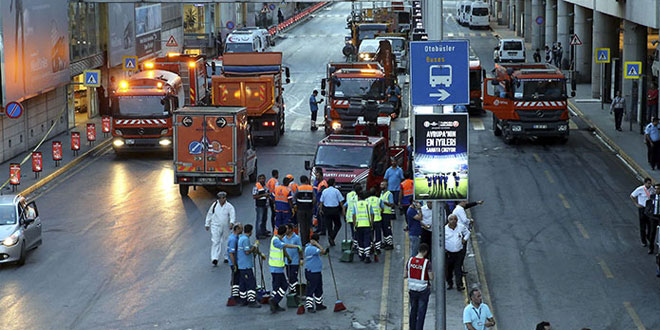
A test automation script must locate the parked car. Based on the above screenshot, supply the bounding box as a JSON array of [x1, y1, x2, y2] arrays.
[[0, 195, 42, 266]]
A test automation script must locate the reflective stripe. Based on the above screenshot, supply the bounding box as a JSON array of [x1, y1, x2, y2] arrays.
[[367, 196, 382, 222], [296, 184, 315, 203], [274, 186, 290, 203], [269, 237, 285, 267], [355, 201, 371, 227], [345, 191, 358, 223], [380, 191, 394, 214], [266, 178, 279, 192], [401, 179, 414, 196]]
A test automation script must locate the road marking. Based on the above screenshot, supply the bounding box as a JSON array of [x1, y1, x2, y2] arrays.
[[471, 118, 485, 130], [480, 32, 488, 37], [379, 250, 393, 330], [290, 117, 307, 131], [569, 119, 578, 130], [597, 257, 615, 279], [458, 32, 466, 37], [469, 32, 476, 37], [544, 170, 554, 184], [574, 221, 590, 239], [624, 301, 646, 330], [468, 209, 499, 330], [402, 234, 410, 330], [447, 33, 455, 37], [532, 153, 542, 163], [558, 193, 571, 209]]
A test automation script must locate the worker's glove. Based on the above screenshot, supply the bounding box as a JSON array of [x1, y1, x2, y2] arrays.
[[232, 265, 238, 273], [298, 246, 303, 252]]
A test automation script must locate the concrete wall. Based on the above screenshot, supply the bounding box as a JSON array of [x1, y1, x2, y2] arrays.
[[562, 0, 659, 29]]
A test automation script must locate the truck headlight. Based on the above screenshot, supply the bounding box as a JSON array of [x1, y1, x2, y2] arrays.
[[159, 138, 172, 146], [2, 232, 19, 247], [511, 125, 522, 132], [331, 121, 341, 130], [114, 129, 123, 136], [558, 124, 568, 131], [113, 139, 125, 147]]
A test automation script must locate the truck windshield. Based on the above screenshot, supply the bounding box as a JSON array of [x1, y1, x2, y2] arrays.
[[472, 8, 488, 16], [503, 41, 523, 50], [469, 70, 481, 90], [358, 26, 388, 40], [225, 43, 253, 53], [315, 145, 374, 168], [334, 78, 385, 99], [0, 205, 16, 225], [115, 95, 169, 117], [387, 39, 405, 52], [513, 79, 566, 100]]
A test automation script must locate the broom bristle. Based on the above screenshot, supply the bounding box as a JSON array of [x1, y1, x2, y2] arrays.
[[334, 300, 346, 312], [226, 297, 237, 306], [297, 305, 305, 314], [374, 254, 379, 263], [260, 296, 270, 304]]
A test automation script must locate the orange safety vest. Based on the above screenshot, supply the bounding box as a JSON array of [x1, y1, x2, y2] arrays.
[[296, 184, 315, 205], [274, 185, 291, 203], [316, 180, 328, 193], [288, 182, 299, 194], [266, 177, 279, 192], [401, 179, 414, 197]]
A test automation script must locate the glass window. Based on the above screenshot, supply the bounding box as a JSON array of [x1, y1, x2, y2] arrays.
[[315, 145, 374, 168], [69, 3, 101, 61], [503, 41, 523, 51], [113, 95, 169, 117], [513, 79, 566, 100], [184, 4, 206, 34], [0, 205, 17, 226], [334, 78, 385, 99], [472, 8, 488, 16]]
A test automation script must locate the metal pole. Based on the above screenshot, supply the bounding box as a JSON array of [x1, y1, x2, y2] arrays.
[[600, 63, 604, 110], [432, 201, 446, 330]]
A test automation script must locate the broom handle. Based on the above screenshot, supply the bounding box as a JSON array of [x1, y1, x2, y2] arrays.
[[327, 250, 340, 300]]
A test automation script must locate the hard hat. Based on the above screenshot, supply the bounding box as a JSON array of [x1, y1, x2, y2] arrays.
[[286, 174, 294, 180]]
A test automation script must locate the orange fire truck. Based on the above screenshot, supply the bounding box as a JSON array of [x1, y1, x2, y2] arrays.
[[211, 52, 289, 145], [468, 48, 485, 114], [143, 53, 209, 106], [111, 70, 185, 153], [173, 106, 257, 196], [483, 63, 573, 144]]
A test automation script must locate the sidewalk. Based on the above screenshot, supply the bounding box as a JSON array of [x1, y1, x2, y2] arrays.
[[423, 256, 473, 330], [0, 115, 111, 196]]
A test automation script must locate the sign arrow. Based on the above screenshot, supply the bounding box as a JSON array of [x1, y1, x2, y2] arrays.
[[429, 89, 450, 101]]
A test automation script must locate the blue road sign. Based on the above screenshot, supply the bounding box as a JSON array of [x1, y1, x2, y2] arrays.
[[5, 101, 23, 119], [123, 56, 138, 71], [624, 61, 642, 79], [226, 21, 235, 30], [535, 16, 544, 25], [595, 48, 610, 64], [269, 4, 276, 10], [410, 40, 469, 106], [83, 70, 101, 87]]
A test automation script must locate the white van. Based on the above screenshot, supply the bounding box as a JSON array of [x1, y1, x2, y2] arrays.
[[469, 2, 489, 29], [224, 29, 269, 53], [458, 1, 472, 26], [494, 38, 526, 63]]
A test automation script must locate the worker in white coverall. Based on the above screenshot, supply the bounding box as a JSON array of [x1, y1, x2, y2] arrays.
[[205, 191, 236, 266]]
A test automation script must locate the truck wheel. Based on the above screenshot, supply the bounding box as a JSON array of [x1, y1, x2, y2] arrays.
[[249, 162, 258, 182], [179, 185, 190, 197], [270, 128, 281, 146], [503, 131, 515, 145], [492, 114, 502, 136]]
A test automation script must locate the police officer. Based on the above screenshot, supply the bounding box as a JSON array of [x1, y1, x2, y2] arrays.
[[304, 233, 328, 313], [353, 191, 374, 263], [237, 224, 262, 308], [379, 180, 395, 250], [227, 223, 243, 305], [253, 174, 270, 239], [269, 225, 303, 313], [366, 187, 384, 254], [343, 183, 362, 251], [283, 224, 303, 294], [295, 175, 316, 246]]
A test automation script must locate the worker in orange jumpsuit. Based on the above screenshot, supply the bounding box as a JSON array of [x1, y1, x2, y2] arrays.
[[399, 172, 414, 215], [273, 177, 294, 230], [266, 169, 280, 233]]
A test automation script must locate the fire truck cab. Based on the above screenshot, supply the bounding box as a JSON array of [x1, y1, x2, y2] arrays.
[[111, 70, 185, 153], [143, 53, 209, 106]]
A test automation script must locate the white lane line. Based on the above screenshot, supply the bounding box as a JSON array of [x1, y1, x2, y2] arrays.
[[291, 117, 307, 131], [480, 32, 488, 37], [458, 32, 465, 37], [471, 118, 485, 130], [469, 33, 476, 37], [447, 33, 455, 37], [569, 119, 578, 130]]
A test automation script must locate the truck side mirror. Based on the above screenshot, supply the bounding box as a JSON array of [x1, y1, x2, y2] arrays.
[[321, 79, 326, 90], [482, 69, 486, 79], [304, 160, 311, 171], [571, 90, 576, 97], [285, 67, 290, 78]]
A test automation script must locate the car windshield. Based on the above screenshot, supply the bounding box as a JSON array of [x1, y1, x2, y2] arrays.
[[472, 8, 488, 16], [315, 145, 374, 168], [358, 26, 387, 40], [0, 205, 16, 225], [513, 79, 566, 100], [383, 38, 404, 52], [503, 41, 523, 50], [334, 78, 385, 99], [225, 43, 253, 53], [115, 95, 168, 117]]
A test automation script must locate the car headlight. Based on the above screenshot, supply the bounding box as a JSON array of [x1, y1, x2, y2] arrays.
[[114, 129, 123, 136], [331, 121, 341, 130], [159, 138, 172, 146], [511, 125, 522, 132], [160, 129, 169, 136], [2, 232, 19, 247], [113, 139, 125, 147]]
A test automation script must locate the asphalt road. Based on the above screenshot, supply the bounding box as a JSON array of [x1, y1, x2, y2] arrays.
[[0, 3, 408, 330], [441, 5, 660, 329]]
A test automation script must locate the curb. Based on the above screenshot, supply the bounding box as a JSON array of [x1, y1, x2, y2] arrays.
[[20, 139, 112, 197], [568, 100, 648, 183]]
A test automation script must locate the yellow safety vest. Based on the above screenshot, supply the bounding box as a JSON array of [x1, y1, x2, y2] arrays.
[[367, 196, 382, 222], [269, 236, 285, 268], [355, 200, 371, 228], [380, 191, 394, 214], [345, 191, 358, 223]]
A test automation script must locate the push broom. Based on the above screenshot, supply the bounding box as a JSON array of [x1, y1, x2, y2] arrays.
[[326, 250, 346, 312], [297, 262, 306, 315]]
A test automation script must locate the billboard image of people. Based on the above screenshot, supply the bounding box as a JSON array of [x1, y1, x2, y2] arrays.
[[413, 113, 469, 201]]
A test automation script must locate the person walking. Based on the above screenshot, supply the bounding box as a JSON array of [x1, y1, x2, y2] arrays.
[[273, 177, 294, 230], [205, 191, 236, 266], [237, 224, 262, 308], [533, 48, 542, 63], [464, 288, 496, 330], [253, 174, 270, 239], [268, 225, 303, 313], [544, 45, 553, 64], [304, 233, 328, 313], [405, 243, 433, 330], [353, 191, 375, 263], [611, 91, 625, 131], [227, 223, 243, 305], [384, 159, 404, 213], [406, 201, 423, 257], [266, 170, 280, 233], [631, 178, 655, 248], [295, 175, 316, 246], [278, 8, 285, 25], [645, 117, 660, 169], [379, 180, 395, 249], [645, 183, 660, 254], [309, 90, 323, 130], [366, 187, 385, 254], [319, 178, 344, 246], [399, 172, 414, 215], [649, 83, 659, 121], [445, 214, 469, 290], [555, 42, 563, 68], [344, 183, 363, 251], [420, 201, 433, 259], [283, 224, 303, 294]]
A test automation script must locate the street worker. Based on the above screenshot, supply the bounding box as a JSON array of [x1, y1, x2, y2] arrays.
[[405, 243, 433, 330], [266, 169, 280, 232], [366, 187, 385, 254], [273, 176, 294, 229], [269, 225, 304, 313], [237, 224, 262, 308], [353, 191, 374, 263], [253, 174, 270, 239], [295, 175, 316, 246], [287, 174, 299, 225], [343, 183, 363, 251], [205, 191, 236, 266], [304, 233, 328, 313], [379, 180, 395, 250], [309, 90, 323, 130], [399, 172, 414, 215], [227, 223, 243, 305], [313, 167, 328, 235], [283, 224, 303, 293]]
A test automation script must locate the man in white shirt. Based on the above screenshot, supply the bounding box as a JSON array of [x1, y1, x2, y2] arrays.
[[463, 288, 495, 330], [630, 178, 655, 247], [205, 191, 236, 265], [445, 214, 470, 290], [452, 200, 484, 230], [420, 202, 433, 258]]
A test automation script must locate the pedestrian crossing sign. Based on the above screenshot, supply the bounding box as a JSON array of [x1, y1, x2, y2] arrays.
[[83, 70, 101, 87], [123, 56, 138, 72], [624, 61, 642, 79], [595, 48, 610, 64]]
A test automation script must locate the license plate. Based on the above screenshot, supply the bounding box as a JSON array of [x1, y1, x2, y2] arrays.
[[125, 139, 135, 145], [508, 52, 517, 56], [533, 124, 548, 129], [198, 178, 215, 183]]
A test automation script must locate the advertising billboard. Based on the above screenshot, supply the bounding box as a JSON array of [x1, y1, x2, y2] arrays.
[[413, 113, 469, 201], [108, 3, 136, 67], [1, 0, 70, 105], [135, 4, 162, 59]]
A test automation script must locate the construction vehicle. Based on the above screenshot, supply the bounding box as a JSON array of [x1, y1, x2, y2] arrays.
[[111, 70, 185, 153], [143, 53, 209, 106], [483, 63, 574, 144], [173, 106, 257, 196], [211, 52, 290, 145]]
